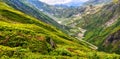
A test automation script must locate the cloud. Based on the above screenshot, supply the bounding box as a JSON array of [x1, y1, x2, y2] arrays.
[[39, 0, 72, 5], [77, 0, 89, 2], [39, 0, 89, 5]]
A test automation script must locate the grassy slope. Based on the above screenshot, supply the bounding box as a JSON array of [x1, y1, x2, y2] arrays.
[[0, 1, 120, 59], [3, 0, 67, 33], [76, 3, 120, 54]]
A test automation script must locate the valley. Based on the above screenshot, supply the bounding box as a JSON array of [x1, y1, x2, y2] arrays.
[[0, 0, 120, 59]]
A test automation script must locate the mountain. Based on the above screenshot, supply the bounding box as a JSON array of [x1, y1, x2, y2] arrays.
[[69, 1, 120, 54], [24, 0, 112, 19], [84, 2, 120, 54], [4, 0, 68, 33], [0, 0, 120, 58], [27, 0, 87, 18], [83, 1, 120, 54], [54, 1, 84, 7], [54, 0, 111, 7], [0, 0, 89, 58], [84, 0, 112, 5]]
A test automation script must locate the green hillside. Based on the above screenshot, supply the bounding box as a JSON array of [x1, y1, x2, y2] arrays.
[[84, 0, 112, 5], [0, 0, 120, 59], [73, 1, 120, 54], [3, 0, 67, 33]]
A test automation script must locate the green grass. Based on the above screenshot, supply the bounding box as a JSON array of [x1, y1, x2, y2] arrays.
[[78, 3, 120, 54], [0, 1, 120, 59]]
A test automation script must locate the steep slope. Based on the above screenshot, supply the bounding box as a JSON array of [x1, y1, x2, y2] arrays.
[[3, 0, 66, 33], [74, 1, 120, 54], [0, 0, 120, 59], [26, 0, 86, 18], [22, 0, 112, 19], [0, 1, 88, 58], [59, 0, 113, 36], [84, 0, 112, 5]]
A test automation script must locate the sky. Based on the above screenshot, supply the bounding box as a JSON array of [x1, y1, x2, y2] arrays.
[[39, 0, 89, 5]]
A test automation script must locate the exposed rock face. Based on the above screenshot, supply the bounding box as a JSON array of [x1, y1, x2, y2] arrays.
[[103, 30, 120, 53], [46, 37, 57, 49], [104, 30, 120, 44], [105, 14, 118, 27]]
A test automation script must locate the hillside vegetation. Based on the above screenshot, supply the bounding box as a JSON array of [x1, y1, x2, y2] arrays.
[[3, 0, 67, 33], [72, 1, 120, 54], [0, 0, 120, 59], [84, 2, 120, 54]]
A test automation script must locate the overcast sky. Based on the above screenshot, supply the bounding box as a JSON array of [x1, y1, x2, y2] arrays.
[[39, 0, 89, 5]]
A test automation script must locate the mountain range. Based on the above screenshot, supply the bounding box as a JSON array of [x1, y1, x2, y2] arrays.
[[68, 0, 120, 54], [0, 0, 120, 59], [28, 0, 112, 18], [84, 0, 112, 5]]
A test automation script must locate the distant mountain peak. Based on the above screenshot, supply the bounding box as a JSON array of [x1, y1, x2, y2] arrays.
[[39, 0, 89, 6]]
